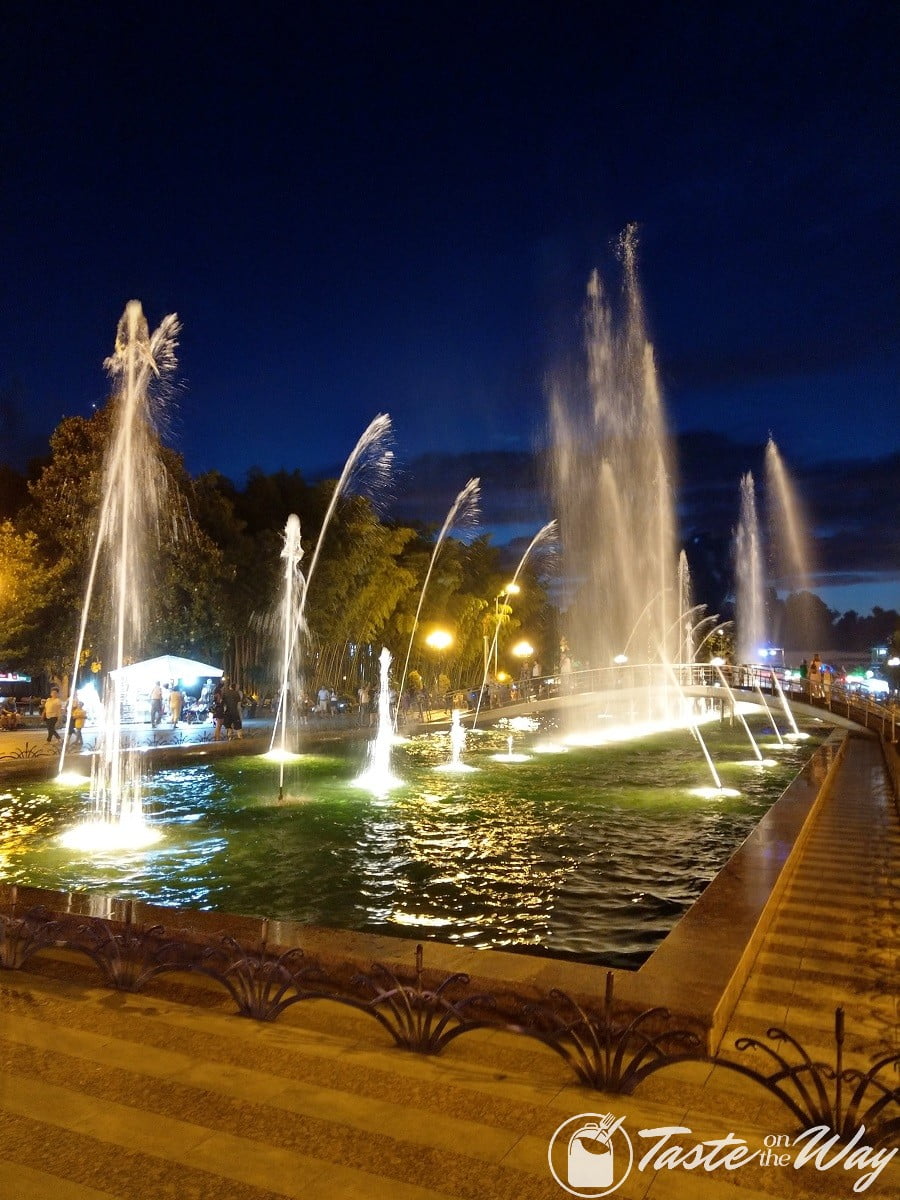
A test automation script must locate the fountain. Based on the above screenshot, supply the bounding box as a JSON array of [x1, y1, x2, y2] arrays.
[[395, 477, 480, 723], [754, 684, 785, 746], [769, 668, 806, 741], [355, 647, 402, 796], [265, 515, 306, 797], [60, 302, 180, 850], [434, 708, 477, 773], [551, 227, 681, 722], [298, 414, 393, 630], [765, 437, 813, 594], [734, 472, 766, 664], [470, 519, 557, 729], [677, 552, 694, 669], [712, 665, 775, 766]]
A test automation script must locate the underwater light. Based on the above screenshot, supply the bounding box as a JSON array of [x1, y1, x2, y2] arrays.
[[59, 821, 163, 852]]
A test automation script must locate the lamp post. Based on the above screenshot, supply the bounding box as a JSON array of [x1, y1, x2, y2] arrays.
[[425, 628, 453, 713], [493, 582, 520, 676]]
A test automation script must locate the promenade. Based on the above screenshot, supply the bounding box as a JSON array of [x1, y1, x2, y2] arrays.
[[0, 725, 896, 1197]]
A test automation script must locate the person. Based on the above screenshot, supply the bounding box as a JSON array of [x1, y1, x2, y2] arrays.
[[69, 695, 86, 747], [211, 684, 226, 741], [0, 696, 19, 731], [809, 654, 823, 699], [317, 685, 331, 716], [42, 686, 62, 742], [149, 681, 164, 728], [222, 679, 243, 739], [169, 684, 184, 727], [357, 683, 370, 726]]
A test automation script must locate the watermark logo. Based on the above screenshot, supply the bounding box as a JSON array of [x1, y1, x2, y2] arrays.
[[548, 1112, 634, 1197], [547, 1115, 897, 1195]]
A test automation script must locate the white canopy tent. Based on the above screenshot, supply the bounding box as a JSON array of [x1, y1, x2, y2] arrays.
[[109, 655, 223, 686]]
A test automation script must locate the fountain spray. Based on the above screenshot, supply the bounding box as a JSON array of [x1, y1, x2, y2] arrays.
[[471, 519, 557, 730], [269, 515, 305, 799], [394, 477, 480, 724], [61, 302, 180, 849], [735, 472, 766, 664], [298, 414, 392, 628]]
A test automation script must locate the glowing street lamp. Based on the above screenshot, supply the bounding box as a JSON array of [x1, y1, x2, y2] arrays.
[[512, 639, 534, 661], [425, 629, 453, 709], [493, 582, 521, 675]]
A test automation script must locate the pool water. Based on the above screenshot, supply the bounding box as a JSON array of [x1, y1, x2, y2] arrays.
[[0, 717, 827, 968]]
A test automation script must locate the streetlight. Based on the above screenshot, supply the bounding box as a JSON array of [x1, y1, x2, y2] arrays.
[[425, 629, 453, 710], [493, 582, 521, 675], [512, 639, 534, 700]]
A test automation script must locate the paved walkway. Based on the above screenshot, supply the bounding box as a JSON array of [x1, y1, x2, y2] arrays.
[[0, 736, 896, 1198]]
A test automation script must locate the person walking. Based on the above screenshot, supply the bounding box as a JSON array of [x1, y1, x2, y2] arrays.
[[149, 681, 164, 728], [222, 679, 243, 739], [169, 684, 184, 728], [42, 686, 62, 742], [211, 684, 226, 741], [69, 695, 86, 747]]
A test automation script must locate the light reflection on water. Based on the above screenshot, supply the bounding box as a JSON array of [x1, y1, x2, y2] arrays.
[[0, 720, 824, 968]]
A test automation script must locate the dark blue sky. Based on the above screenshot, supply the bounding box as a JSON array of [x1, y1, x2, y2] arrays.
[[1, 4, 897, 542]]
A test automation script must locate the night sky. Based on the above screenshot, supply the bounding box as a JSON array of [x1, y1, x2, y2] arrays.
[[1, 2, 897, 611]]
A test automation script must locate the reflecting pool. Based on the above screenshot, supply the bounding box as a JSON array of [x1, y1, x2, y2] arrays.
[[0, 717, 827, 968]]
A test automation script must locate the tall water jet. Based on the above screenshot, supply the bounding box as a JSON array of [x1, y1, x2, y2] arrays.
[[551, 227, 681, 718], [678, 552, 694, 668], [267, 515, 306, 797], [764, 437, 813, 595], [734, 472, 766, 664], [61, 302, 180, 849], [355, 647, 401, 796], [395, 477, 480, 721]]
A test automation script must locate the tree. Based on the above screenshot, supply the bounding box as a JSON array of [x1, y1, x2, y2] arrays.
[[0, 522, 65, 664], [24, 407, 228, 676]]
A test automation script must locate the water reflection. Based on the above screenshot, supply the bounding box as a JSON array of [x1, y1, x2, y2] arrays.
[[0, 718, 824, 965]]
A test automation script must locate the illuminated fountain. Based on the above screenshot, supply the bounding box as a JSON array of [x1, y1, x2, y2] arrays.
[[262, 415, 392, 789], [395, 477, 480, 720], [355, 647, 402, 797], [765, 437, 813, 594], [471, 519, 557, 729], [434, 708, 477, 773], [60, 302, 180, 851], [550, 227, 681, 725], [734, 471, 766, 664], [265, 515, 306, 795]]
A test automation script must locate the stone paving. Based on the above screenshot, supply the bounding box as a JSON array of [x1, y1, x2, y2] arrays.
[[0, 735, 896, 1198]]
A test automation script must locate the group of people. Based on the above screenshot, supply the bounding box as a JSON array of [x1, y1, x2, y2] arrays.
[[210, 679, 245, 740], [40, 687, 86, 746], [149, 681, 184, 728], [799, 653, 832, 699]]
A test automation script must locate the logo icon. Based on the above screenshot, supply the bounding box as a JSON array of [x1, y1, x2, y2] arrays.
[[548, 1112, 633, 1197]]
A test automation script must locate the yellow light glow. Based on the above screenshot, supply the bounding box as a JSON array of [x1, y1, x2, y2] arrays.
[[511, 640, 533, 658], [425, 629, 453, 651], [59, 821, 163, 851]]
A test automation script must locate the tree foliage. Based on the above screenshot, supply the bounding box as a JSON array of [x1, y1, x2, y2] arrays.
[[0, 522, 65, 662]]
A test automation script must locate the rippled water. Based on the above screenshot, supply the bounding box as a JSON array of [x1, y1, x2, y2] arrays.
[[0, 717, 826, 967]]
